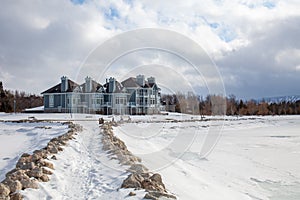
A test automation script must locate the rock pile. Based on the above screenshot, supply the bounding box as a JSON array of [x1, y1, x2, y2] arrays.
[[121, 172, 166, 193], [100, 122, 176, 200], [0, 121, 82, 200], [101, 122, 141, 165]]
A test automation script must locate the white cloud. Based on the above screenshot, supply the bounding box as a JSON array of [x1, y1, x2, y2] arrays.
[[32, 17, 51, 29], [275, 48, 300, 70], [0, 0, 300, 98]]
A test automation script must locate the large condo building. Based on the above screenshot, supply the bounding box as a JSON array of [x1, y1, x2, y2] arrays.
[[42, 75, 161, 115]]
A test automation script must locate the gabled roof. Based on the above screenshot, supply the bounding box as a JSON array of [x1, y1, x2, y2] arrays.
[[115, 82, 126, 93], [121, 77, 140, 88], [122, 77, 159, 89], [41, 79, 79, 94], [42, 76, 159, 95], [81, 80, 103, 93], [103, 81, 126, 93], [142, 82, 151, 88], [149, 83, 156, 88]]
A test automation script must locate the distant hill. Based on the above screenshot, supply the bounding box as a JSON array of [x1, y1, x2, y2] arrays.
[[257, 95, 300, 104]]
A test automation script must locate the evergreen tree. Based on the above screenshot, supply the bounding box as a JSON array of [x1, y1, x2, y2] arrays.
[[0, 81, 43, 113]]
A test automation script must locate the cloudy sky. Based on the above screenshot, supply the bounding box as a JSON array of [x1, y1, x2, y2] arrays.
[[0, 0, 299, 99]]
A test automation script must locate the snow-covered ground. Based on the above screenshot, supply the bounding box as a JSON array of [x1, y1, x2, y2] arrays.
[[0, 121, 68, 181], [21, 120, 146, 200], [0, 113, 145, 199], [0, 113, 299, 200], [114, 115, 300, 200]]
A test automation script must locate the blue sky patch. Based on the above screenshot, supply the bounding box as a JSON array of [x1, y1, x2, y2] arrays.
[[104, 7, 120, 20], [262, 1, 276, 9], [209, 23, 219, 29], [70, 0, 85, 5], [213, 0, 224, 6], [123, 0, 134, 7], [218, 26, 236, 42], [240, 0, 276, 9]]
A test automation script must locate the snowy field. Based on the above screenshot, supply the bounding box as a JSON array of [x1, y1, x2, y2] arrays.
[[0, 113, 145, 199], [0, 121, 68, 181], [114, 114, 300, 200], [115, 116, 300, 200], [0, 113, 299, 200]]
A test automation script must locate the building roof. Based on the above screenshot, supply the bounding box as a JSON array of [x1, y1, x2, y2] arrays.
[[81, 80, 103, 93], [121, 77, 140, 88], [142, 82, 152, 88], [42, 76, 160, 95], [103, 81, 126, 93], [41, 79, 79, 94], [121, 77, 158, 89]]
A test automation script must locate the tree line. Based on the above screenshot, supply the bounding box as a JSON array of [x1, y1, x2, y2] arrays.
[[161, 93, 300, 116], [0, 81, 43, 113]]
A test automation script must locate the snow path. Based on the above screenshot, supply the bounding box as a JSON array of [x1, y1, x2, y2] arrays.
[[21, 121, 146, 200]]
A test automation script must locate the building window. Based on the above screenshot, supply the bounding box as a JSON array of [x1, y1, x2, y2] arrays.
[[49, 95, 54, 108], [95, 98, 103, 105], [151, 98, 155, 105]]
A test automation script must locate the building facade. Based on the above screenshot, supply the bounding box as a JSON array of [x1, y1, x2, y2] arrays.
[[42, 75, 161, 115]]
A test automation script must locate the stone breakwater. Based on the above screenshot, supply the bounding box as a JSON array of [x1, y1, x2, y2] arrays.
[[100, 121, 176, 200], [0, 121, 82, 200]]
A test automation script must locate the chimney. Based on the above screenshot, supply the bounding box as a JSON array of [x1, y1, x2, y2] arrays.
[[147, 76, 155, 84], [85, 76, 92, 93], [61, 76, 68, 92], [108, 77, 116, 93], [136, 74, 145, 86]]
